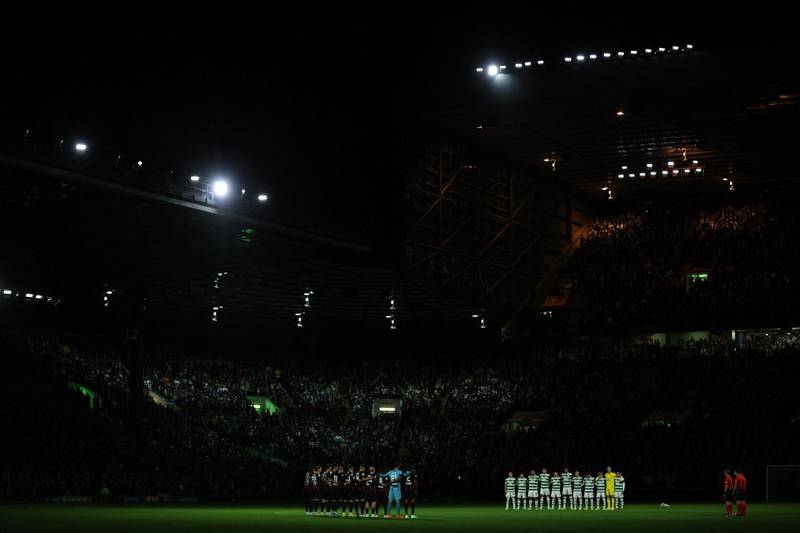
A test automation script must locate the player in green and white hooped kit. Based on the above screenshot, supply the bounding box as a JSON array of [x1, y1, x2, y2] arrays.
[[550, 472, 562, 510], [614, 472, 625, 510], [538, 468, 551, 511], [595, 472, 605, 510], [573, 470, 583, 510], [515, 473, 527, 510], [583, 472, 595, 510], [561, 468, 573, 510], [527, 470, 539, 510], [504, 472, 516, 510]]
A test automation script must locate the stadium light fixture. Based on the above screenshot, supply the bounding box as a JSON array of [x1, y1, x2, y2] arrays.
[[2, 289, 11, 295], [379, 407, 396, 413], [190, 175, 200, 182], [630, 50, 638, 55], [576, 55, 585, 61], [589, 54, 597, 59], [74, 142, 87, 152], [499, 65, 506, 70], [25, 293, 33, 298], [257, 194, 268, 202], [212, 179, 230, 197], [524, 61, 532, 66], [695, 168, 702, 173], [616, 110, 625, 116], [646, 163, 653, 168], [476, 67, 484, 72], [564, 57, 573, 62], [603, 52, 611, 58], [686, 44, 694, 50], [617, 51, 625, 57], [537, 60, 544, 65], [692, 160, 699, 165], [628, 173, 635, 178], [639, 172, 646, 177], [621, 165, 628, 170], [667, 161, 675, 167], [601, 186, 608, 191], [487, 65, 499, 76], [662, 170, 669, 176], [618, 174, 624, 178], [645, 48, 653, 54], [241, 188, 246, 196], [136, 160, 143, 167], [658, 47, 666, 52], [515, 63, 523, 68]]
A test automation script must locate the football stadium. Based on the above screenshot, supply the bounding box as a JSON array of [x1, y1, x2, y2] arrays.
[[2, 7, 800, 533]]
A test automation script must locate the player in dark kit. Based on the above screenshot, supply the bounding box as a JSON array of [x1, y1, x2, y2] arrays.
[[355, 465, 368, 517], [376, 468, 388, 517], [733, 468, 747, 517], [366, 466, 379, 518], [723, 469, 734, 517], [402, 469, 418, 519], [343, 465, 356, 517]]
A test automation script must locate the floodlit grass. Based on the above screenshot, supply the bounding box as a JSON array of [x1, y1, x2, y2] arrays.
[[1, 503, 799, 533]]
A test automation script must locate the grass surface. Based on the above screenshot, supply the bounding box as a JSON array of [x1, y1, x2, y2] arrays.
[[1, 503, 799, 533]]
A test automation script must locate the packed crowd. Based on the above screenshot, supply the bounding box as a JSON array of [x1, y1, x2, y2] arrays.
[[563, 199, 800, 332], [3, 329, 799, 501]]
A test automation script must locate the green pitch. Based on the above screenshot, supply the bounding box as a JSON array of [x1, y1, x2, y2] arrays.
[[1, 504, 799, 533]]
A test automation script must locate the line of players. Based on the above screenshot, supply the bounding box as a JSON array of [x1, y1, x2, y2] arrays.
[[504, 467, 626, 511], [304, 465, 419, 519]]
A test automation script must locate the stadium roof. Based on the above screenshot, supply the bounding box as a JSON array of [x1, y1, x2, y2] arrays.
[[430, 43, 800, 201]]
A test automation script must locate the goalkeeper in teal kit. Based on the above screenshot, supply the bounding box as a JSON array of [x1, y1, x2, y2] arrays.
[[380, 464, 411, 518]]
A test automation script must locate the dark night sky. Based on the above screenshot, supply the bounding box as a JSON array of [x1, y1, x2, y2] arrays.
[[2, 5, 796, 244]]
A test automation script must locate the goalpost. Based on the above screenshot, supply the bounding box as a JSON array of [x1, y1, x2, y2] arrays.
[[765, 465, 800, 502]]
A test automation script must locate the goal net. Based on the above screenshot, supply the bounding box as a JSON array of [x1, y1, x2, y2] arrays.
[[766, 465, 800, 502]]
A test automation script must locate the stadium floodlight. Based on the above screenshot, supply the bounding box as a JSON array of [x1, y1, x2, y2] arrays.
[[2, 289, 11, 295], [35, 294, 43, 300], [618, 174, 624, 178], [74, 142, 87, 152], [136, 160, 143, 167], [564, 57, 572, 62], [630, 50, 638, 55], [601, 186, 608, 191], [603, 52, 611, 58], [190, 175, 200, 182], [667, 161, 675, 167], [662, 170, 669, 175], [639, 172, 646, 177], [628, 173, 635, 178], [692, 160, 699, 164], [616, 110, 625, 116], [621, 165, 628, 170], [589, 54, 597, 59], [524, 61, 532, 66], [576, 55, 585, 61], [487, 65, 499, 76], [25, 293, 33, 298], [686, 44, 694, 50], [645, 48, 653, 54], [673, 169, 679, 175], [476, 67, 484, 72], [695, 168, 702, 173], [658, 47, 666, 52], [684, 169, 691, 174], [672, 45, 680, 51], [379, 407, 397, 413], [650, 171, 657, 176], [499, 65, 506, 70], [257, 194, 268, 202], [515, 63, 523, 68], [240, 188, 246, 195], [646, 163, 653, 168], [537, 60, 544, 65], [212, 179, 230, 197], [617, 51, 625, 57]]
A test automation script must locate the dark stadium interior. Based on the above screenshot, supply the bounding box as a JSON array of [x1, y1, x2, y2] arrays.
[[2, 7, 800, 531]]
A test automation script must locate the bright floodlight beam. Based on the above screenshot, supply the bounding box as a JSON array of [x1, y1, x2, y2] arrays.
[[487, 65, 499, 76], [257, 194, 268, 202], [75, 142, 87, 152], [212, 179, 230, 197]]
